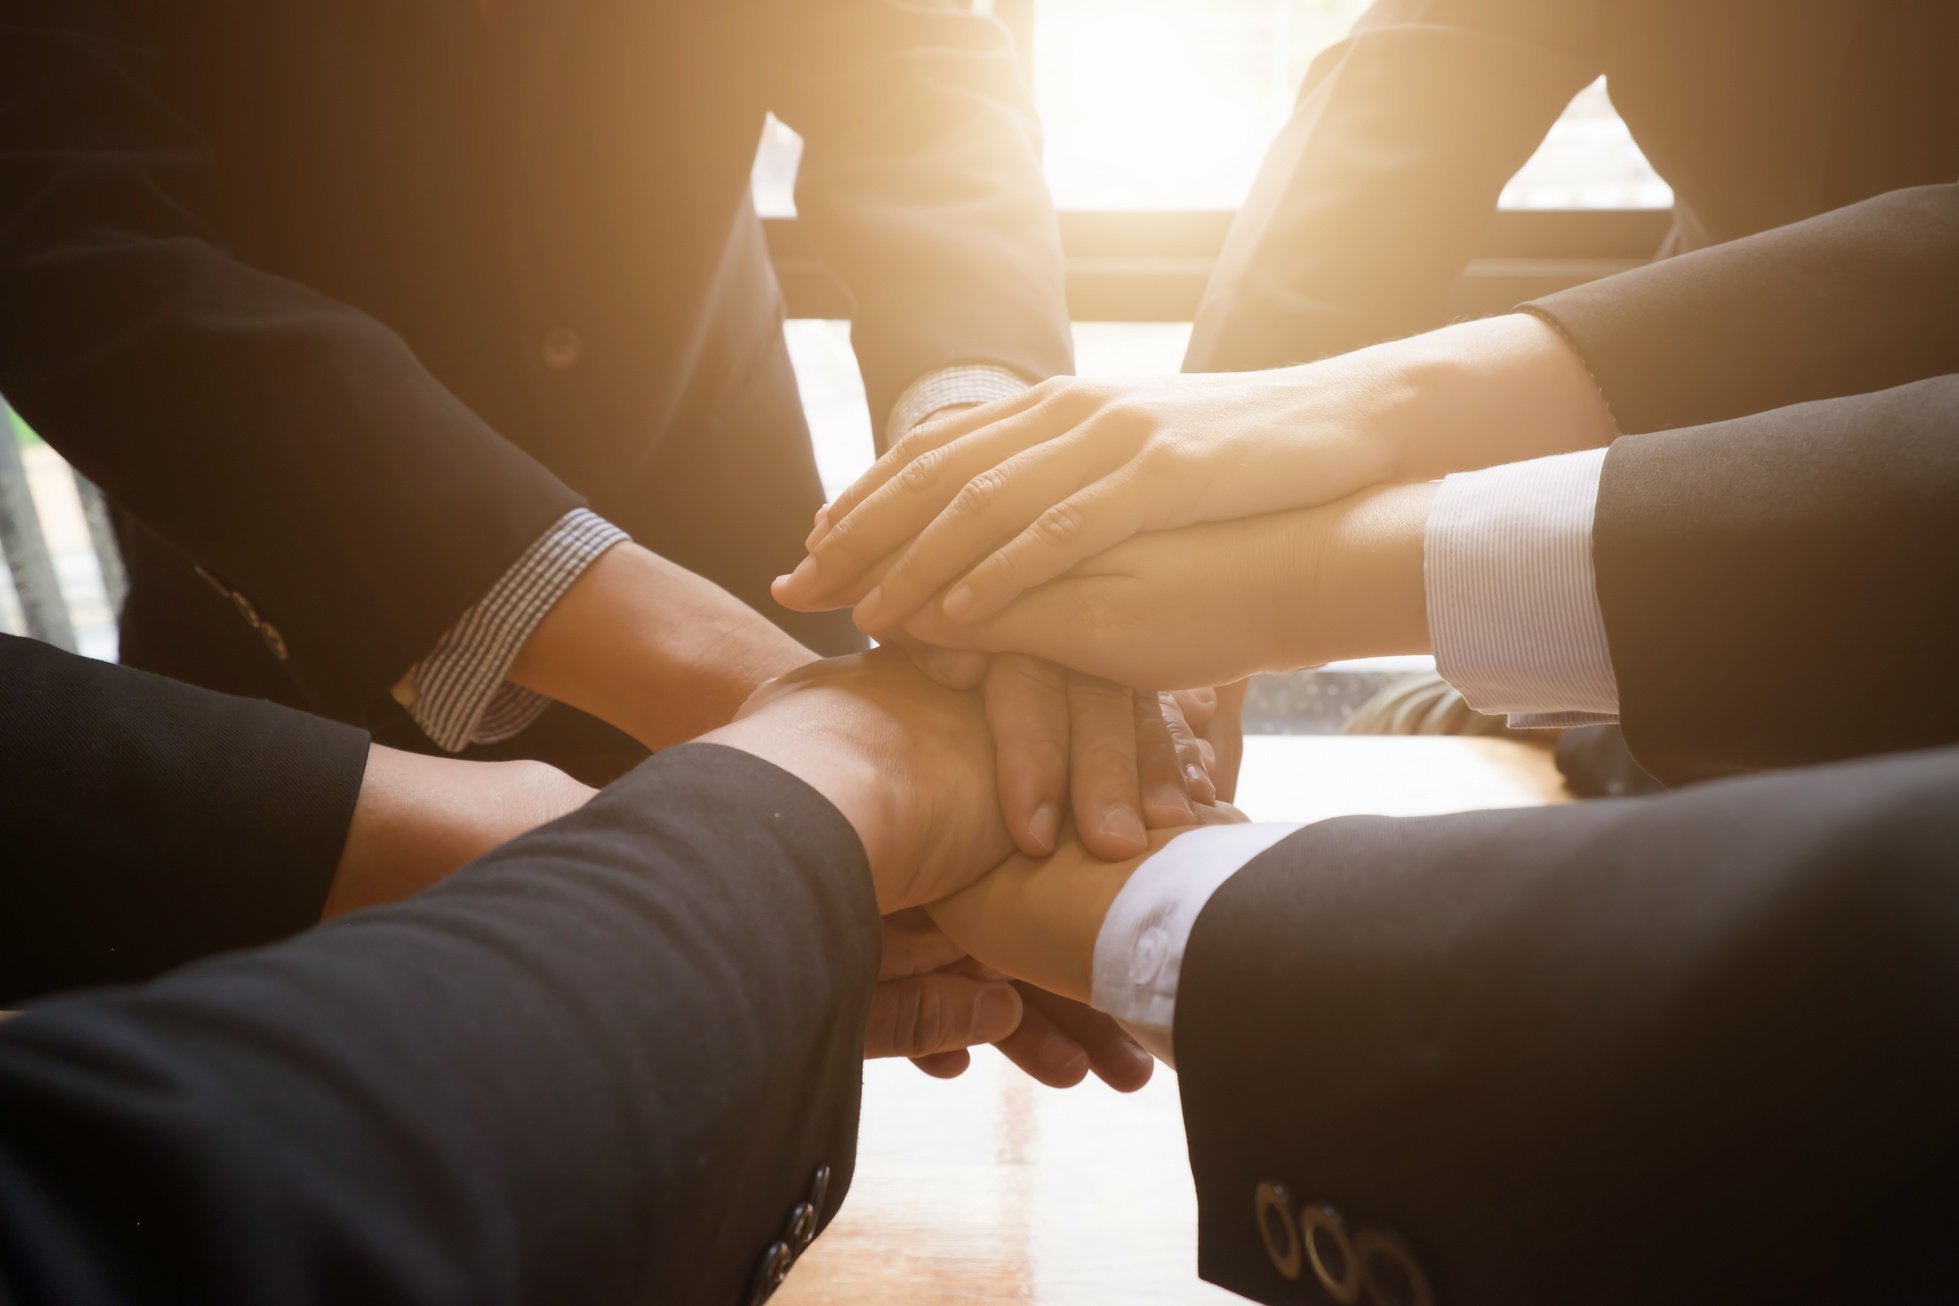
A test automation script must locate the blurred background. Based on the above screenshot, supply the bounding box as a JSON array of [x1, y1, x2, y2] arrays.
[[1, 0, 1668, 725]]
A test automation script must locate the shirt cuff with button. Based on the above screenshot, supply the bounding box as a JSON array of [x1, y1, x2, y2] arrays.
[[885, 364, 1032, 448], [395, 508, 628, 753], [1091, 822, 1306, 1066], [1424, 447, 1620, 729]]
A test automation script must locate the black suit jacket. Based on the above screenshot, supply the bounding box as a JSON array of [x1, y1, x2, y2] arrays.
[[0, 742, 877, 1306], [1176, 743, 1959, 1305], [0, 632, 370, 1005], [1187, 0, 1959, 372], [1521, 185, 1959, 785], [0, 0, 1073, 736]]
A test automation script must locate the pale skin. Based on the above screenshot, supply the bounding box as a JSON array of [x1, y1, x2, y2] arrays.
[[774, 312, 1617, 647]]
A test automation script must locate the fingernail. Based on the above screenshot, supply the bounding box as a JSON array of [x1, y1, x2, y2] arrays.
[[1099, 805, 1147, 850], [942, 584, 978, 622], [974, 985, 1021, 1039], [1185, 763, 1217, 803], [1027, 802, 1060, 852], [853, 585, 886, 629]]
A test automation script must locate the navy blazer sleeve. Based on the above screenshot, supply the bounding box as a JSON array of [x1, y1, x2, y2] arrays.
[[776, 0, 1075, 432], [1174, 744, 1959, 1306], [0, 633, 370, 1006], [0, 744, 880, 1306], [0, 0, 584, 720], [1185, 0, 1606, 372], [1592, 375, 1959, 785], [1524, 183, 1959, 434]]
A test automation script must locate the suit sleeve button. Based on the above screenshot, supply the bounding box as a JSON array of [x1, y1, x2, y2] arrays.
[[1355, 1229, 1433, 1306], [746, 1240, 795, 1306], [786, 1201, 818, 1249], [808, 1164, 831, 1212], [260, 623, 289, 661], [231, 592, 261, 629]]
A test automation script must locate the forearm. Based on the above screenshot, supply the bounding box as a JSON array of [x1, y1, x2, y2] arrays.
[[322, 746, 596, 919], [1379, 313, 1619, 482], [0, 745, 878, 1306], [509, 542, 814, 751]]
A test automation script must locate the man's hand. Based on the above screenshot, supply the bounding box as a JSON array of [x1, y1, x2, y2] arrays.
[[704, 649, 1016, 912], [775, 314, 1615, 634], [979, 654, 1214, 859], [871, 912, 1152, 1091], [324, 746, 596, 918], [898, 483, 1436, 693], [511, 541, 813, 754]]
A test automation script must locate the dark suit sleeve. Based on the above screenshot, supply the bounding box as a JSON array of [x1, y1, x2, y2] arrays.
[[1524, 183, 1959, 434], [1592, 375, 1959, 785], [1175, 745, 1959, 1306], [0, 743, 878, 1306], [1184, 0, 1606, 373], [0, 1, 584, 720], [0, 633, 370, 1006], [774, 0, 1075, 434]]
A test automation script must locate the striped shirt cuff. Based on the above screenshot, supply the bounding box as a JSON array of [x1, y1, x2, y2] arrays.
[[887, 364, 1031, 447], [395, 509, 628, 752], [1424, 447, 1620, 727], [1091, 822, 1306, 1067]]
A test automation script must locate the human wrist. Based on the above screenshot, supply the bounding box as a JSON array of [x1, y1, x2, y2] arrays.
[[1389, 314, 1619, 482], [699, 712, 903, 899], [509, 542, 812, 750], [325, 746, 595, 919], [1275, 482, 1435, 668]]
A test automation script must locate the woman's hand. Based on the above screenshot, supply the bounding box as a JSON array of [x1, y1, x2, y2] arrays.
[[925, 805, 1248, 1008], [775, 314, 1614, 638], [897, 484, 1435, 693]]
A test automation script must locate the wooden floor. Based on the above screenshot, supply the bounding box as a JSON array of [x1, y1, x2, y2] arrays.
[[779, 735, 1570, 1304]]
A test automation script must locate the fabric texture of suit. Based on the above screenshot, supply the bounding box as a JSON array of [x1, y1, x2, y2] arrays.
[[0, 632, 370, 1006], [0, 743, 877, 1306], [1520, 184, 1959, 785], [1186, 0, 1959, 372], [1175, 743, 1959, 1305], [0, 0, 1073, 746]]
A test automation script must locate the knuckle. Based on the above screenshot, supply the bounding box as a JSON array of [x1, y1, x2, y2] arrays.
[[898, 446, 946, 494], [1034, 500, 1086, 544], [951, 469, 1006, 519]]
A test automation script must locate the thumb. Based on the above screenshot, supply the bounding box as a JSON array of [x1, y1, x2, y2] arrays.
[[864, 973, 1024, 1060]]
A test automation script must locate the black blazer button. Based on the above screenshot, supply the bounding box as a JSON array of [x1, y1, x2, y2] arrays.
[[808, 1164, 831, 1213], [786, 1201, 818, 1249], [1355, 1229, 1433, 1306], [746, 1240, 795, 1306], [1254, 1180, 1302, 1281]]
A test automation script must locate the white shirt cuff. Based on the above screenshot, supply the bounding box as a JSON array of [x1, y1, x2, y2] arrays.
[[1424, 447, 1620, 728], [1091, 823, 1305, 1067], [886, 364, 1031, 446], [394, 509, 628, 752]]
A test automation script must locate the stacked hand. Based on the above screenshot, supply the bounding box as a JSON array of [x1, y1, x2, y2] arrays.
[[709, 650, 1156, 1090], [773, 314, 1618, 695]]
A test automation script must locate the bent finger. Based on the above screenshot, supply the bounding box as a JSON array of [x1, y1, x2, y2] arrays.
[[1019, 986, 1155, 1093], [984, 654, 1071, 856], [1156, 691, 1217, 808], [1067, 674, 1147, 860], [1135, 692, 1197, 828], [864, 973, 1025, 1060]]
